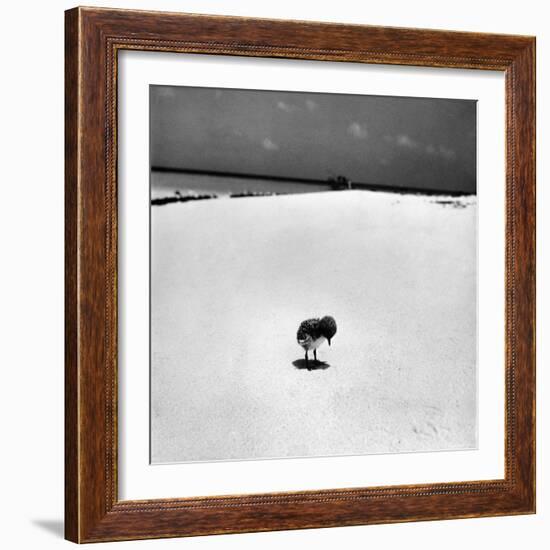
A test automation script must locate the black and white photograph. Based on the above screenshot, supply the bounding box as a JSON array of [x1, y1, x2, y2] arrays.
[[149, 84, 477, 464]]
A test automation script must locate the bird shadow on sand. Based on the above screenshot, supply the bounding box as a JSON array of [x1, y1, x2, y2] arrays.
[[292, 359, 331, 371]]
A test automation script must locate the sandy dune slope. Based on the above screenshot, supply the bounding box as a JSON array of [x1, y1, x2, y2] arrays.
[[151, 190, 476, 463]]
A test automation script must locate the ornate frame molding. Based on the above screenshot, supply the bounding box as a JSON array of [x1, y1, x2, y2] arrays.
[[65, 7, 535, 542]]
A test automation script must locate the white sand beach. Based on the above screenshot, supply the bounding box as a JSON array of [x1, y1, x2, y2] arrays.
[[150, 190, 477, 463]]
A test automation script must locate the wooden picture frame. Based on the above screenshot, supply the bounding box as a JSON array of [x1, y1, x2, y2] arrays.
[[65, 6, 536, 543]]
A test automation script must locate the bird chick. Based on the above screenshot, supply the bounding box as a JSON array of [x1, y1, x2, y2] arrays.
[[296, 316, 337, 370]]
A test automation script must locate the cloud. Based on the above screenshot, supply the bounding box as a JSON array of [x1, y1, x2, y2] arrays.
[[395, 134, 418, 148], [347, 122, 368, 139], [156, 87, 176, 98], [262, 137, 279, 151], [276, 101, 297, 113], [438, 145, 457, 161], [426, 143, 456, 161], [305, 99, 318, 111], [385, 136, 457, 162]]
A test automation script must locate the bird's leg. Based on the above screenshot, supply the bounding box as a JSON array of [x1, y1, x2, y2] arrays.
[[305, 351, 310, 370], [313, 349, 317, 362]]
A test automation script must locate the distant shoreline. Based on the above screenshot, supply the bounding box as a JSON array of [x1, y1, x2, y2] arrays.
[[151, 166, 475, 198], [151, 189, 476, 208]]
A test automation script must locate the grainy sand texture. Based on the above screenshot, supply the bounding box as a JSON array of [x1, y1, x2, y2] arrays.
[[150, 190, 477, 463]]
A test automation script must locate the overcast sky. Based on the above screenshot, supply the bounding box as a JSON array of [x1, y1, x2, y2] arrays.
[[150, 85, 476, 193]]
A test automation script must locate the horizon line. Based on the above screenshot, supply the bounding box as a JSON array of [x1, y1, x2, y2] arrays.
[[150, 166, 475, 197]]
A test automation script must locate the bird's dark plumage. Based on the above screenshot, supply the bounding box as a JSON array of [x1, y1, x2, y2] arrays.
[[297, 318, 323, 343]]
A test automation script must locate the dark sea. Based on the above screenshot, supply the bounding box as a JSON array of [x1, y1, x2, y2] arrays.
[[151, 170, 332, 199]]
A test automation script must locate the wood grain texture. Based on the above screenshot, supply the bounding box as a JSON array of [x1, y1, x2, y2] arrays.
[[64, 7, 79, 543], [64, 6, 536, 543]]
